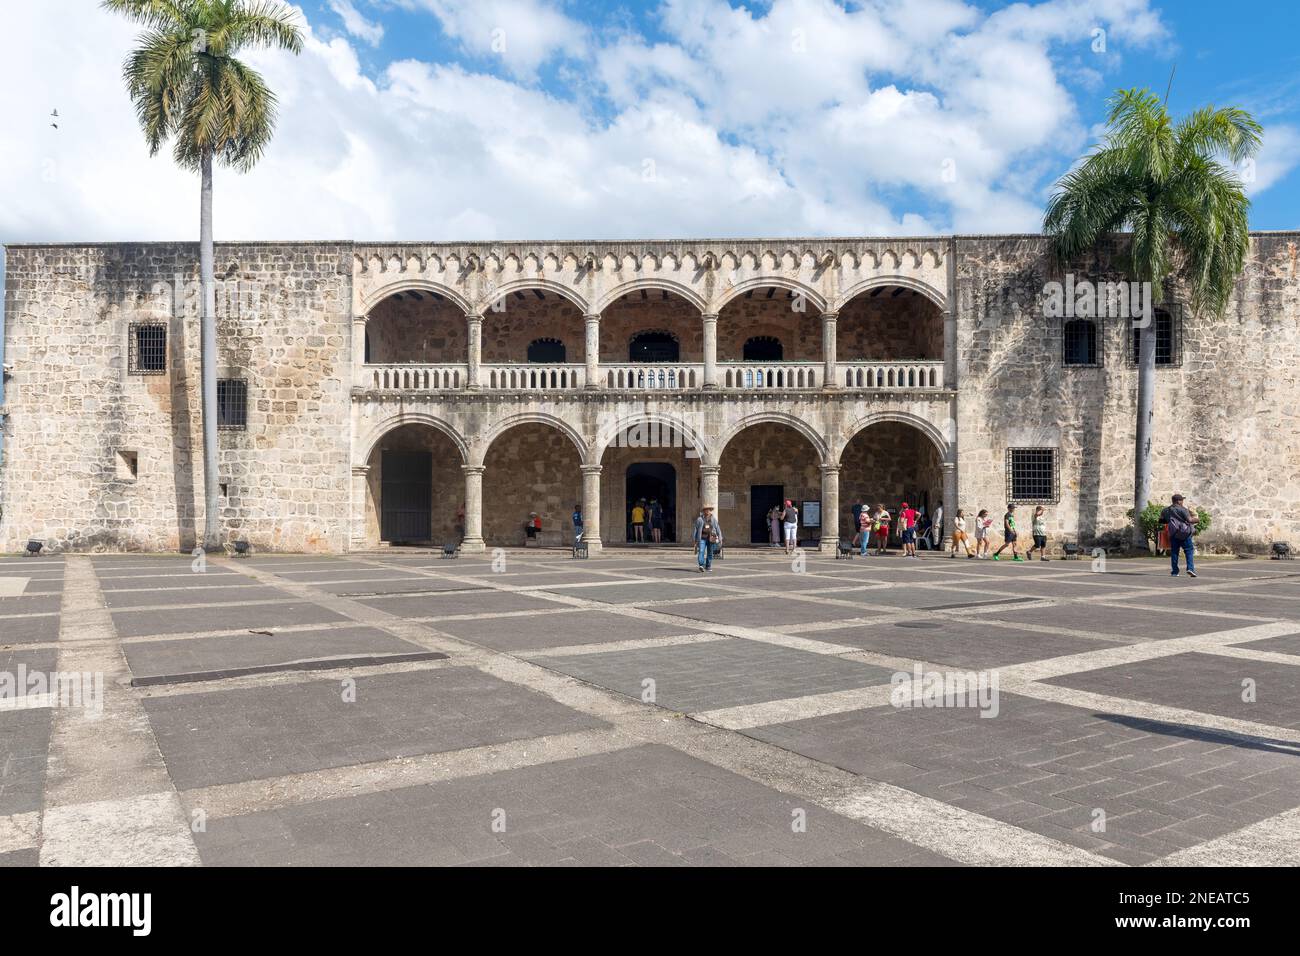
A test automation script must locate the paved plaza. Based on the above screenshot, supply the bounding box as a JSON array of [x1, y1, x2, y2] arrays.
[[2, 546, 1299, 867]]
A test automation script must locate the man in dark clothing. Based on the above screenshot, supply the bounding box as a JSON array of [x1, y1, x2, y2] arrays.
[[1160, 493, 1197, 578], [572, 504, 583, 546]]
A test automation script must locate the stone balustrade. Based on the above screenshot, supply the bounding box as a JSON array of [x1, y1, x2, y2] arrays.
[[361, 360, 947, 393]]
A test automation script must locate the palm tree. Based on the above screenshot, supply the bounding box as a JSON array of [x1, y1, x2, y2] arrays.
[[1044, 88, 1260, 550], [104, 0, 302, 550]]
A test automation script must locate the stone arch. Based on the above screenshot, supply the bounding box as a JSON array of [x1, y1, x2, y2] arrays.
[[593, 278, 708, 315], [713, 276, 828, 314], [475, 411, 589, 466], [360, 279, 473, 317], [835, 411, 951, 464], [830, 274, 946, 313], [592, 411, 712, 465], [358, 412, 469, 465], [715, 412, 830, 466], [487, 278, 590, 315]]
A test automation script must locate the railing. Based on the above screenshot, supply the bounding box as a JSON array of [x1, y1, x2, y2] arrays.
[[838, 361, 944, 389], [604, 364, 700, 390], [720, 362, 820, 389], [483, 364, 585, 390], [367, 364, 466, 391], [361, 360, 946, 393]]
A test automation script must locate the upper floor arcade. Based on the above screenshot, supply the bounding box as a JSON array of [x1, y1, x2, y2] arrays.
[[350, 238, 956, 396]]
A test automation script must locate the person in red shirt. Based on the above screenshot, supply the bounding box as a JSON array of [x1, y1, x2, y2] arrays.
[[899, 501, 919, 558]]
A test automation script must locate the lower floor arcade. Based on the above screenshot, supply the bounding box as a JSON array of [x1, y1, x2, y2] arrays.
[[355, 412, 949, 553]]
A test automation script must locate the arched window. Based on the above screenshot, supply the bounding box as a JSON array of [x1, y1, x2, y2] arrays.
[[1062, 319, 1097, 365], [629, 330, 679, 363], [527, 337, 566, 363], [364, 330, 372, 364], [743, 335, 783, 361]]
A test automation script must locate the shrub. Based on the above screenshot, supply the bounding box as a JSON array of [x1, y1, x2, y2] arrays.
[[1126, 501, 1211, 548]]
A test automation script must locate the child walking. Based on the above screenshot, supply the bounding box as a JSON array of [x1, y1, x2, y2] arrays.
[[992, 505, 1023, 562], [974, 509, 993, 558]]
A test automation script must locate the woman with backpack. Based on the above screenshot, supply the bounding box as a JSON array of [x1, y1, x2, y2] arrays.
[[693, 506, 722, 572]]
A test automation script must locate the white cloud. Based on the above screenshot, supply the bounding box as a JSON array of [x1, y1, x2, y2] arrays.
[[328, 0, 384, 46], [1246, 125, 1300, 197], [0, 0, 1186, 246]]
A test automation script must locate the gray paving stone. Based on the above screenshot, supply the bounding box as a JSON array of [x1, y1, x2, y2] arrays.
[[103, 585, 295, 609], [540, 639, 896, 712], [1043, 651, 1300, 730], [653, 595, 871, 627], [0, 708, 52, 816], [0, 614, 61, 644], [743, 691, 1300, 863], [192, 744, 954, 866], [801, 619, 1108, 666], [431, 609, 710, 650], [977, 602, 1239, 638], [111, 602, 349, 638], [123, 626, 431, 683], [1110, 589, 1300, 620], [353, 590, 559, 618], [0, 848, 39, 867], [143, 666, 605, 789], [1236, 631, 1300, 655], [0, 594, 64, 614]]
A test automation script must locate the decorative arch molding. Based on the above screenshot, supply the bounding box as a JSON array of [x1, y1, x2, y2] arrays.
[[592, 278, 709, 315], [715, 412, 831, 466], [474, 411, 589, 467], [835, 411, 951, 464], [592, 411, 713, 466], [360, 279, 474, 317], [485, 278, 590, 315], [713, 276, 829, 314], [358, 413, 470, 464], [830, 275, 946, 313]]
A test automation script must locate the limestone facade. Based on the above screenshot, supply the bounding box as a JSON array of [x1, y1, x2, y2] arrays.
[[1, 234, 1297, 554]]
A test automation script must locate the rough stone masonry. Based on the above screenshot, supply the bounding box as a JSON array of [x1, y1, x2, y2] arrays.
[[1, 234, 1297, 554]]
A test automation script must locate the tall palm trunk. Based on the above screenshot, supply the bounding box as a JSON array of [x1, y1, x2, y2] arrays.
[[1132, 320, 1156, 550], [199, 149, 221, 551]]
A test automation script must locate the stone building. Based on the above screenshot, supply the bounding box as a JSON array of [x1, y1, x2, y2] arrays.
[[2, 233, 1298, 554]]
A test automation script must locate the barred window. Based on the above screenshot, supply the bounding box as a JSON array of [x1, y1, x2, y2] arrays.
[[1006, 448, 1058, 504], [1128, 307, 1180, 366], [217, 379, 248, 430], [129, 323, 167, 374], [1062, 319, 1098, 366]]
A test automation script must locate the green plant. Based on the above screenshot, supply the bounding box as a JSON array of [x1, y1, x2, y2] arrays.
[[1126, 501, 1211, 547]]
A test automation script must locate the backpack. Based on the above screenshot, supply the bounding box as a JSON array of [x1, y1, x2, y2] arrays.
[[1167, 510, 1195, 540]]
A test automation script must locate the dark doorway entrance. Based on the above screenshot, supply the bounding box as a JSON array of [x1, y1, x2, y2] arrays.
[[626, 463, 677, 542], [750, 484, 784, 544], [381, 450, 432, 543]]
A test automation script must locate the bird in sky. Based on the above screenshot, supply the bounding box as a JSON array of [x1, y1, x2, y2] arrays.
[[50, 109, 58, 129]]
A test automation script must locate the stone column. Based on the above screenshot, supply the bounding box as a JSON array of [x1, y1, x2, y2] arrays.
[[581, 464, 603, 553], [942, 308, 956, 388], [941, 460, 957, 549], [350, 464, 370, 551], [818, 463, 840, 552], [699, 464, 720, 510], [462, 464, 486, 552], [821, 311, 838, 388], [467, 313, 483, 389], [352, 313, 369, 389], [583, 313, 601, 388], [701, 313, 719, 389]]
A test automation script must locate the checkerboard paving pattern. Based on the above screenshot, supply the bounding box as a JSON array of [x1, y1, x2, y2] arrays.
[[3, 547, 1298, 866]]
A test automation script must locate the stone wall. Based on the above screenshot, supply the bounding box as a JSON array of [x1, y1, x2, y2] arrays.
[[717, 292, 822, 361], [717, 423, 824, 545], [839, 422, 943, 539], [0, 242, 353, 553], [481, 423, 583, 545], [839, 289, 943, 360], [954, 232, 1300, 550]]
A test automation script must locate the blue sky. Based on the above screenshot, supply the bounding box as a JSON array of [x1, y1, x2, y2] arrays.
[[2, 0, 1299, 245]]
